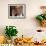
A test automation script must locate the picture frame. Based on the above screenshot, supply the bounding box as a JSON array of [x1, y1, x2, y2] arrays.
[[8, 4, 26, 19]]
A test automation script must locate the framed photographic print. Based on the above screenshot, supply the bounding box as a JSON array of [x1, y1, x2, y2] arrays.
[[8, 4, 26, 19]]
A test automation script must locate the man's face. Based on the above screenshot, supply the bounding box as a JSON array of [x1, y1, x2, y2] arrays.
[[15, 6, 23, 15]]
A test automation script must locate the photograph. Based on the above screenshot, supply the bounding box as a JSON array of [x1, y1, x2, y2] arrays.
[[8, 4, 26, 19]]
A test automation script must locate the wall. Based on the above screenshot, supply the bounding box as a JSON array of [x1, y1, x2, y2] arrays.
[[0, 0, 46, 39]]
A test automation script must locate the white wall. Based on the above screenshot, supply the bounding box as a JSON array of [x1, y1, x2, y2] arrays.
[[0, 0, 46, 38]]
